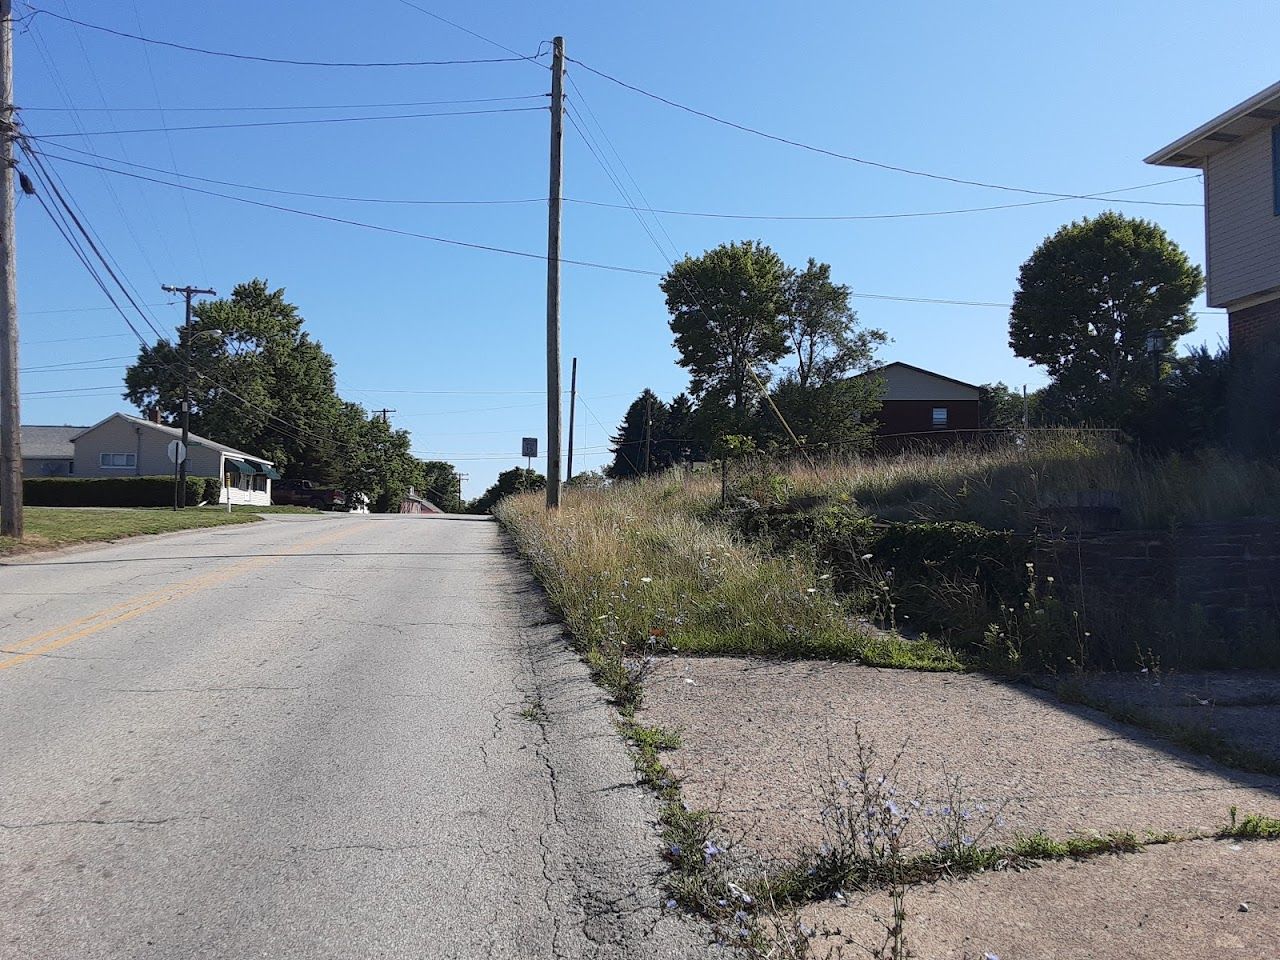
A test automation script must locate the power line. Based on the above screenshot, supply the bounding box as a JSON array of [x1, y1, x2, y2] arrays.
[[566, 177, 1204, 218], [29, 147, 660, 276], [34, 140, 545, 205], [389, 0, 548, 65], [32, 105, 547, 139], [19, 94, 549, 113], [26, 7, 543, 67], [567, 56, 1202, 205], [27, 142, 1230, 319]]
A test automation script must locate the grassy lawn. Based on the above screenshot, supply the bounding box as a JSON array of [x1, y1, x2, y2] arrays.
[[0, 507, 260, 556]]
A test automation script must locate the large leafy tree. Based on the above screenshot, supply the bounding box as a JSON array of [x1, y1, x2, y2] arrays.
[[661, 240, 790, 413], [124, 278, 458, 512], [783, 258, 886, 388], [1009, 213, 1204, 426], [124, 279, 339, 473]]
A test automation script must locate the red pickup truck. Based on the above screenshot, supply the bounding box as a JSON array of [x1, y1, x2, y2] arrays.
[[271, 480, 347, 511]]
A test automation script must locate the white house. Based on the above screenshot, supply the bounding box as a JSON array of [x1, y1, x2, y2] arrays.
[[71, 412, 279, 506], [1146, 81, 1280, 359]]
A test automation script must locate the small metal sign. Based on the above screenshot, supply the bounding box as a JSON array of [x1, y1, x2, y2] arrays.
[[166, 439, 187, 464], [521, 437, 538, 459]]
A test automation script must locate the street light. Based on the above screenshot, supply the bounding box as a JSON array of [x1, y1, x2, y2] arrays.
[[1144, 329, 1166, 384]]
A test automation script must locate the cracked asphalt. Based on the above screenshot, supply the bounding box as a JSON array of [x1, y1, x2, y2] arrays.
[[0, 513, 711, 959]]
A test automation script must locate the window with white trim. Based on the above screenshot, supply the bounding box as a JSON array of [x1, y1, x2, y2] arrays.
[[932, 407, 948, 429], [99, 452, 136, 469]]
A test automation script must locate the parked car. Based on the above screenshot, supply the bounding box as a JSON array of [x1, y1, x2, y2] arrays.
[[271, 479, 347, 511]]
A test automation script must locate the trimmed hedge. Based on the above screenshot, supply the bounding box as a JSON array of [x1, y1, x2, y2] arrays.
[[24, 476, 209, 508]]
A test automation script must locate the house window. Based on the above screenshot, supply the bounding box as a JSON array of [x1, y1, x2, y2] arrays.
[[99, 452, 136, 469], [932, 407, 948, 429]]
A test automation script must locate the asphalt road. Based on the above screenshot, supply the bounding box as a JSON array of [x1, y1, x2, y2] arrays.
[[0, 514, 710, 959]]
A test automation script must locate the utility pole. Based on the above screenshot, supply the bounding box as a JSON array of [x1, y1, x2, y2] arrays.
[[0, 0, 21, 540], [643, 392, 653, 474], [544, 35, 564, 510], [373, 408, 396, 424], [161, 284, 216, 509], [565, 356, 577, 483]]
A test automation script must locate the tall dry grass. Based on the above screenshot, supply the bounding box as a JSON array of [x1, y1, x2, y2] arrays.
[[497, 478, 958, 687], [732, 433, 1280, 530]]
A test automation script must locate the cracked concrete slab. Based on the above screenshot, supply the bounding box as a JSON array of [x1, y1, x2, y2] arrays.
[[0, 514, 712, 958], [640, 657, 1280, 863], [803, 838, 1280, 960]]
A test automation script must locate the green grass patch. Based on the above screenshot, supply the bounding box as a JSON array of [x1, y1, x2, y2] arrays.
[[1223, 809, 1280, 840], [1, 506, 259, 555]]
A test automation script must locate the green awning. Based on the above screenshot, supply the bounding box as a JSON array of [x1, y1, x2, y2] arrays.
[[260, 465, 281, 480], [225, 458, 255, 476]]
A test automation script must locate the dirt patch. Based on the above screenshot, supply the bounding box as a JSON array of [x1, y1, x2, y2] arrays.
[[804, 838, 1279, 960], [640, 657, 1280, 863]]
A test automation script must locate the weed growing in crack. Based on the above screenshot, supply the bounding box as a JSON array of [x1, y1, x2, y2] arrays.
[[519, 698, 549, 724], [1223, 807, 1280, 840]]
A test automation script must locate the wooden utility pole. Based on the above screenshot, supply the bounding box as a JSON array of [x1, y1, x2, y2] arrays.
[[161, 284, 216, 509], [0, 0, 20, 540], [544, 35, 564, 510], [373, 408, 396, 424], [643, 393, 653, 474], [565, 356, 577, 482]]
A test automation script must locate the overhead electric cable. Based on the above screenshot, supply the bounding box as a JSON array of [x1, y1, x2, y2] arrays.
[[26, 8, 543, 67], [567, 56, 1202, 205], [33, 105, 547, 138], [20, 94, 549, 112], [30, 147, 659, 276]]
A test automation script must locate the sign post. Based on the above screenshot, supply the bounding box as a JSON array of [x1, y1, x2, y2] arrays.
[[521, 437, 538, 489], [166, 440, 187, 511]]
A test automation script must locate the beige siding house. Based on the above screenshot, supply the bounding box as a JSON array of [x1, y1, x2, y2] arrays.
[[71, 413, 278, 506], [1146, 81, 1280, 356]]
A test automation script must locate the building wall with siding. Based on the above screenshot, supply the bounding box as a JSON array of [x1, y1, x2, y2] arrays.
[[74, 417, 222, 478], [1205, 124, 1280, 308]]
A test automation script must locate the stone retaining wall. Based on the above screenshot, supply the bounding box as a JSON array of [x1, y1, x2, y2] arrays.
[[1035, 518, 1280, 627]]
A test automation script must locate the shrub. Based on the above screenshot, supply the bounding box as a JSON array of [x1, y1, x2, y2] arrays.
[[24, 476, 207, 508], [201, 477, 222, 504]]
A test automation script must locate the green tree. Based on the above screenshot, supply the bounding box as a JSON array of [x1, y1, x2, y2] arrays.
[[606, 389, 668, 479], [978, 382, 1026, 430], [661, 240, 790, 414], [1009, 213, 1204, 426], [658, 392, 705, 465], [783, 258, 886, 388], [124, 279, 340, 474], [469, 467, 544, 514], [765, 374, 883, 451]]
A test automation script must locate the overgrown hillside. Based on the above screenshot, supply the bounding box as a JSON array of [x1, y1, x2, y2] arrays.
[[499, 434, 1280, 684]]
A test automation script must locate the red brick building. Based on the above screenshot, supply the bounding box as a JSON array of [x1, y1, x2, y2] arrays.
[[855, 362, 982, 442]]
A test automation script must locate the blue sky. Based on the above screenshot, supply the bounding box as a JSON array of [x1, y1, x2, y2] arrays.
[[13, 1, 1274, 497]]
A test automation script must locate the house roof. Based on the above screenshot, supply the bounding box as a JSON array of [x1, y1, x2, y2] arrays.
[[71, 412, 274, 465], [19, 424, 86, 460], [1145, 80, 1280, 168], [854, 361, 981, 393]]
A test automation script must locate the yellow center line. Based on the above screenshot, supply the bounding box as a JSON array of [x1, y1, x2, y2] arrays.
[[0, 522, 364, 673]]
